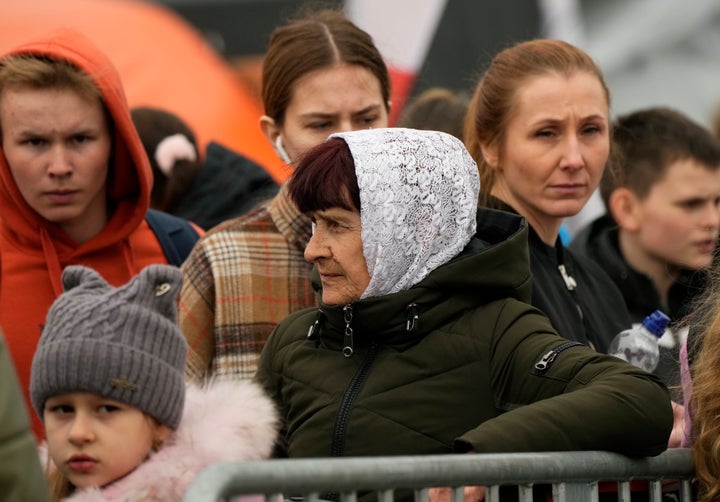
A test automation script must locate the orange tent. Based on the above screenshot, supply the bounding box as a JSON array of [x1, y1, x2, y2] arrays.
[[0, 0, 290, 183]]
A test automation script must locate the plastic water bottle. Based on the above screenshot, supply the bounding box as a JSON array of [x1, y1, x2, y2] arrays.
[[607, 310, 670, 372]]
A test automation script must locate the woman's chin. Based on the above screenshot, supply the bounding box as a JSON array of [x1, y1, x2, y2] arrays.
[[321, 292, 340, 306], [321, 291, 356, 306], [545, 200, 588, 219]]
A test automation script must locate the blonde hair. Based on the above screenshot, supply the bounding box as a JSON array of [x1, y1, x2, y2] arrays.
[[47, 459, 72, 502], [0, 54, 99, 100], [690, 266, 720, 500], [0, 55, 102, 140]]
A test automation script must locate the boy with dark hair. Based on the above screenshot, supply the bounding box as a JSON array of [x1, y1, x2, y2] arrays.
[[571, 106, 720, 390]]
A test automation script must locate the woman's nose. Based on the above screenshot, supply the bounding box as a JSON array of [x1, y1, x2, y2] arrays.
[[304, 228, 330, 263], [560, 135, 584, 170]]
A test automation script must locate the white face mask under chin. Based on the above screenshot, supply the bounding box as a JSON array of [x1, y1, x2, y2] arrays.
[[275, 136, 292, 164]]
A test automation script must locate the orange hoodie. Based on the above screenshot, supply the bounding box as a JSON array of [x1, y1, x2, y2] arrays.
[[0, 29, 184, 439]]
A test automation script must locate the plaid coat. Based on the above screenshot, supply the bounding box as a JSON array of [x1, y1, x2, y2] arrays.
[[179, 183, 314, 381]]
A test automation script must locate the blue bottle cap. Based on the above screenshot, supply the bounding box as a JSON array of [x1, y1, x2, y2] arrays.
[[641, 310, 670, 338]]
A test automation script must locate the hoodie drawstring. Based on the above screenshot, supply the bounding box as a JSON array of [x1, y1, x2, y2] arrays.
[[40, 228, 137, 297], [121, 240, 136, 279], [40, 228, 64, 297]]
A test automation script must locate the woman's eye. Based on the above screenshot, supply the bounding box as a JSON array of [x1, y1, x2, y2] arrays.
[[98, 404, 119, 413]]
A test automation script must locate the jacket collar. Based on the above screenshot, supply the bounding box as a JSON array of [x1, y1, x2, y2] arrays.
[[307, 207, 532, 353]]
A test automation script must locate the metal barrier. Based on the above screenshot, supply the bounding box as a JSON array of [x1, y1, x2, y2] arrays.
[[183, 449, 694, 502]]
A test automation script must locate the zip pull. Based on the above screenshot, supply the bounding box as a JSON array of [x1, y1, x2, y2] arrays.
[[307, 310, 324, 340], [534, 341, 584, 374], [406, 303, 419, 333], [343, 305, 354, 358], [534, 350, 558, 372], [558, 264, 577, 291]]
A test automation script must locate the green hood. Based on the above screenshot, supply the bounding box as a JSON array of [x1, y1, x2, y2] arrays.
[[309, 208, 531, 351]]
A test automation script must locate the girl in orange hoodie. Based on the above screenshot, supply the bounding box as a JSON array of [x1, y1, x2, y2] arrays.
[[0, 28, 201, 439]]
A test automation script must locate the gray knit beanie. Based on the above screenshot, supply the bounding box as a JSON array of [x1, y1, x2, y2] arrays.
[[30, 264, 187, 429]]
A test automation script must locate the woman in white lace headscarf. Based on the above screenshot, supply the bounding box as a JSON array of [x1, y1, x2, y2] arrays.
[[255, 127, 672, 502], [302, 127, 478, 304]]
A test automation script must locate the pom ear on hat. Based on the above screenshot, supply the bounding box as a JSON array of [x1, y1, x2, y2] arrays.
[[61, 264, 111, 292], [30, 264, 188, 429]]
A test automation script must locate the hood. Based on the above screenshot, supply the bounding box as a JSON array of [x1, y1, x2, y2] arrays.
[[309, 208, 532, 351], [59, 380, 278, 501], [0, 28, 152, 255]]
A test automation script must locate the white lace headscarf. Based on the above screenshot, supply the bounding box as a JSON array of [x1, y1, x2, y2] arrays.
[[330, 128, 479, 299]]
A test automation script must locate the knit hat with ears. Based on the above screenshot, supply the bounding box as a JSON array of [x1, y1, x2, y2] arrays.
[[30, 265, 187, 429]]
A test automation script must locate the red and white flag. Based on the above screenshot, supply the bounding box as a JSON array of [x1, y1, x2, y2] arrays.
[[346, 0, 449, 125]]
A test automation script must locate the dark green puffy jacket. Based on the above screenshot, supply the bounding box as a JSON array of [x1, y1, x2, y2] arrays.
[[0, 332, 50, 501], [255, 209, 673, 459]]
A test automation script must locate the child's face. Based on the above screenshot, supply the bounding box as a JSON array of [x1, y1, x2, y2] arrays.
[[44, 392, 170, 490], [628, 158, 720, 271]]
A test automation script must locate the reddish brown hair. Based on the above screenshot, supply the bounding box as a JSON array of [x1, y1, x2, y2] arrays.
[[289, 137, 360, 213]]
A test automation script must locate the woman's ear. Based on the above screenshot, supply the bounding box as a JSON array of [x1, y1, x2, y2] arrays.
[[479, 141, 500, 169], [260, 115, 279, 146], [260, 115, 291, 163], [608, 187, 641, 232]]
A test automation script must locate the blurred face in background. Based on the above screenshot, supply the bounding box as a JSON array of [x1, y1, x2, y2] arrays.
[[262, 62, 388, 164], [621, 158, 720, 272]]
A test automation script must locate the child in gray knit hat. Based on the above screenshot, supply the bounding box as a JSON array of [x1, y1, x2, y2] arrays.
[[30, 264, 278, 501]]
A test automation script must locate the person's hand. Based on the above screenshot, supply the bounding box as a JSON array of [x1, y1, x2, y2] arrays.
[[429, 485, 485, 502], [667, 400, 685, 448]]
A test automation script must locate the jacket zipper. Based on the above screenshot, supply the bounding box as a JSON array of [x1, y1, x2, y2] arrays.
[[534, 341, 584, 375], [558, 260, 593, 347], [330, 342, 380, 457], [342, 305, 354, 357], [558, 264, 577, 291]]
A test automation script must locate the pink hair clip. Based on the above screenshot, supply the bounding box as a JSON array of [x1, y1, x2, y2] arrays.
[[154, 134, 197, 176]]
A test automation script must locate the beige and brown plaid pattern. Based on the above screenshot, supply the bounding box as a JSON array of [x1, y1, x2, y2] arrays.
[[179, 184, 315, 382]]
